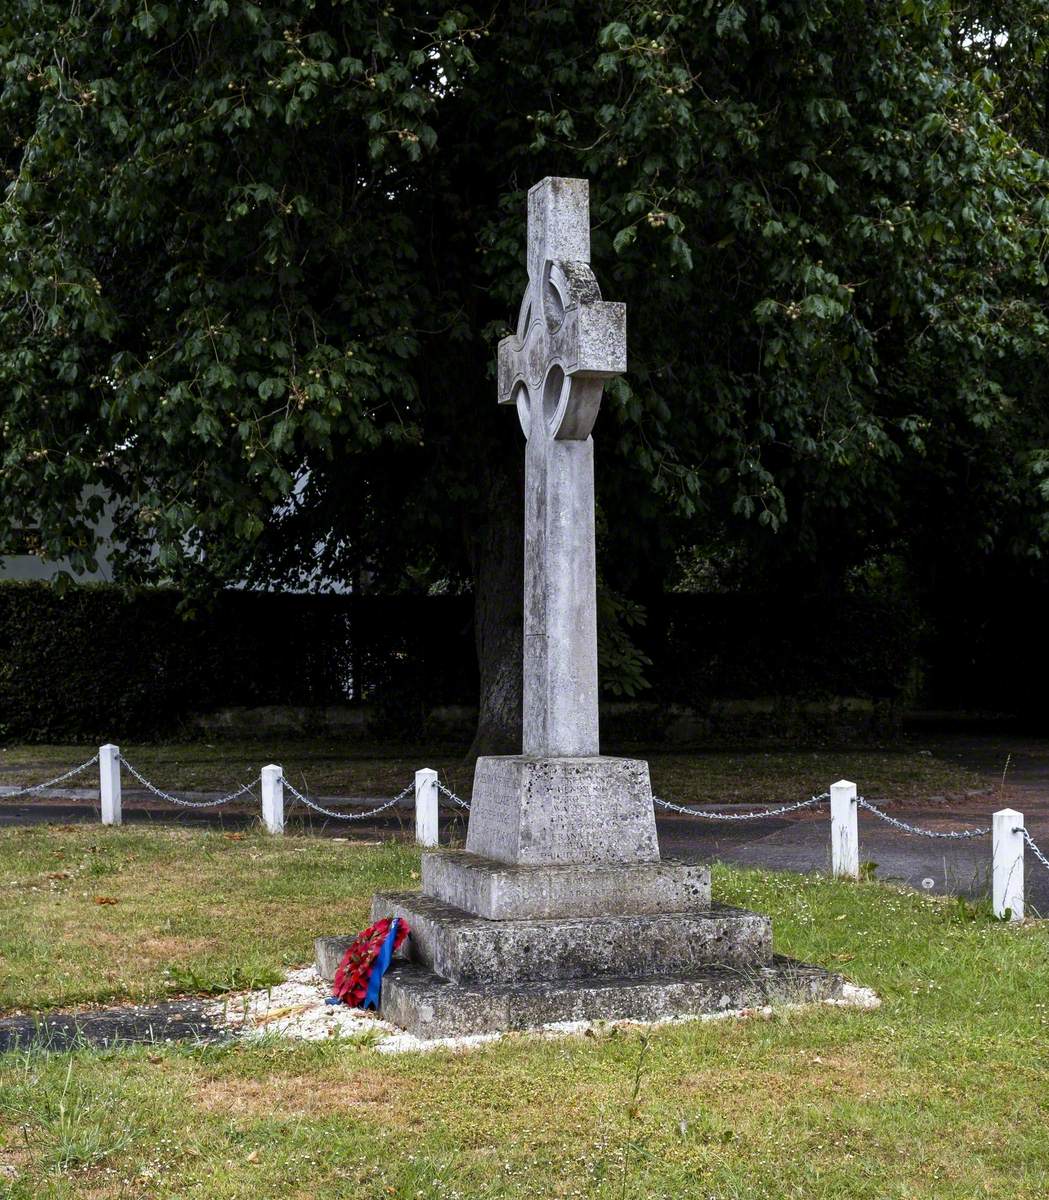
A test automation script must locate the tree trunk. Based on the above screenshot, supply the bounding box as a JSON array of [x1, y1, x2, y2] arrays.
[[466, 459, 524, 761]]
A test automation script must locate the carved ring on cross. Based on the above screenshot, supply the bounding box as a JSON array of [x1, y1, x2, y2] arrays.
[[497, 179, 627, 443]]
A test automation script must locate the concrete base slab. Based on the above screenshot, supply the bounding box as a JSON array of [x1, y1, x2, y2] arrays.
[[0, 1001, 228, 1053], [378, 957, 844, 1039], [466, 755, 659, 864], [363, 891, 771, 986], [421, 849, 710, 920]]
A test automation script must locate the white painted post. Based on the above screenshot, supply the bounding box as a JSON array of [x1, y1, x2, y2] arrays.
[[100, 744, 122, 826], [261, 765, 284, 834], [830, 779, 858, 880], [415, 768, 439, 848], [992, 808, 1024, 921]]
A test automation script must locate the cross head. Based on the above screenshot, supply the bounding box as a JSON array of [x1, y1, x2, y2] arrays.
[[497, 178, 626, 442]]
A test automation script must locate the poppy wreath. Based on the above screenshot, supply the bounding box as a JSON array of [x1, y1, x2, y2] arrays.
[[331, 917, 410, 1009]]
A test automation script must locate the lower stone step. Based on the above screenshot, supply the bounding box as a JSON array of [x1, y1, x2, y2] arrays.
[[367, 891, 771, 986], [378, 958, 844, 1039]]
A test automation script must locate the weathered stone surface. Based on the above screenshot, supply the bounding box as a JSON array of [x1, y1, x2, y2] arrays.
[[496, 178, 627, 760], [522, 431, 600, 757], [466, 755, 659, 865], [422, 849, 709, 920], [379, 957, 844, 1040], [370, 892, 771, 986], [314, 935, 355, 983]]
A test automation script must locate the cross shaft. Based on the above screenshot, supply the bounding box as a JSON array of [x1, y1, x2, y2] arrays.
[[496, 178, 627, 757]]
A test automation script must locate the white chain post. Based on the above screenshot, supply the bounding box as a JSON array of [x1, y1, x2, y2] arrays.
[[415, 768, 439, 847], [992, 808, 1024, 921], [261, 765, 284, 834], [830, 779, 858, 879], [99, 744, 122, 826]]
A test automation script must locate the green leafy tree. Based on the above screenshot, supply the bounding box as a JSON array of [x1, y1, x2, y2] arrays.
[[0, 1, 479, 578], [2, 1, 1048, 751]]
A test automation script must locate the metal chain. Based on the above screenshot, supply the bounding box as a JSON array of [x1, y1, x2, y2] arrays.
[[119, 756, 260, 809], [1020, 827, 1049, 874], [0, 754, 100, 798], [856, 796, 990, 839], [652, 792, 828, 820], [281, 778, 414, 821], [435, 779, 471, 810]]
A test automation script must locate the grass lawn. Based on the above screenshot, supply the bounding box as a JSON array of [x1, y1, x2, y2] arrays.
[[0, 740, 987, 805], [1, 824, 1047, 1198]]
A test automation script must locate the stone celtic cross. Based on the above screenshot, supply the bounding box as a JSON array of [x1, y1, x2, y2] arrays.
[[342, 173, 813, 1046], [497, 178, 627, 758]]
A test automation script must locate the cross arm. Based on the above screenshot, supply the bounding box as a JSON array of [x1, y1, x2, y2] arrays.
[[498, 265, 627, 440]]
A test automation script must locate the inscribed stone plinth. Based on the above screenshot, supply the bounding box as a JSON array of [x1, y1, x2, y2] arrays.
[[465, 756, 659, 865]]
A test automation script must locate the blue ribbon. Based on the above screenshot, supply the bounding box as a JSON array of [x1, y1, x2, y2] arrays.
[[362, 918, 401, 1011]]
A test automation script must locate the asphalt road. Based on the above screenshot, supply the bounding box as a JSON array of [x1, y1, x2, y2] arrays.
[[658, 807, 1049, 913]]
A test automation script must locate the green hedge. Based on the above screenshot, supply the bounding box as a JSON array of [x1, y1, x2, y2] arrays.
[[640, 591, 921, 705], [0, 580, 919, 743], [0, 582, 479, 742], [0, 583, 354, 741]]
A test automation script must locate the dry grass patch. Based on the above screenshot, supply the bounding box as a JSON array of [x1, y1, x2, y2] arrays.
[[0, 825, 416, 1011], [135, 935, 225, 961], [676, 1051, 898, 1106], [193, 1067, 416, 1119]]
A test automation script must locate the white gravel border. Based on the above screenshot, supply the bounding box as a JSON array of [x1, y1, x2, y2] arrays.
[[206, 968, 880, 1054]]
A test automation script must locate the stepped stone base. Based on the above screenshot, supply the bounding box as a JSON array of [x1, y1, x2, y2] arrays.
[[421, 849, 709, 920], [369, 892, 770, 985], [313, 748, 844, 1039], [377, 958, 844, 1039]]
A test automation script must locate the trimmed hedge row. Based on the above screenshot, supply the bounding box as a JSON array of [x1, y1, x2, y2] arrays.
[[0, 583, 483, 741], [0, 583, 343, 741], [639, 591, 920, 706], [0, 580, 920, 742]]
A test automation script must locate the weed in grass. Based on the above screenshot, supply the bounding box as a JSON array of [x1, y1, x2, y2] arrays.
[[619, 1033, 652, 1200], [340, 1024, 386, 1051], [397, 1153, 460, 1197], [167, 958, 283, 997], [947, 894, 998, 924], [85, 857, 120, 878], [9, 1056, 138, 1174]]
